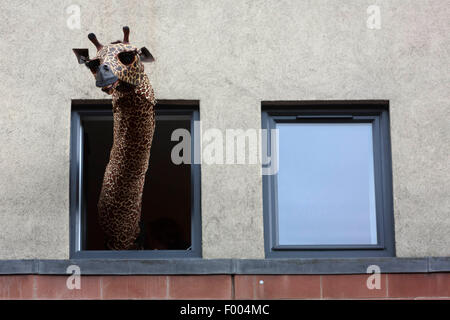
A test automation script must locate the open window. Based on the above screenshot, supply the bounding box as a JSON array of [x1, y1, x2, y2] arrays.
[[262, 101, 395, 258], [70, 100, 201, 258]]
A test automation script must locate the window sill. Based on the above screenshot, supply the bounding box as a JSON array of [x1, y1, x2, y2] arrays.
[[0, 257, 448, 275]]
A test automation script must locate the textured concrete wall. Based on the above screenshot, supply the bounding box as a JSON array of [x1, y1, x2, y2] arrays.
[[0, 0, 448, 259]]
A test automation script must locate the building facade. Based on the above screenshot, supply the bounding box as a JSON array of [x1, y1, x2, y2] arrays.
[[0, 1, 448, 299]]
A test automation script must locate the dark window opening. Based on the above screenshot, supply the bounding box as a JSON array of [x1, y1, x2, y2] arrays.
[[70, 101, 201, 258], [83, 117, 191, 250]]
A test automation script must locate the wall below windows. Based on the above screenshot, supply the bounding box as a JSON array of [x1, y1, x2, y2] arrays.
[[0, 1, 449, 259], [1, 273, 449, 300]]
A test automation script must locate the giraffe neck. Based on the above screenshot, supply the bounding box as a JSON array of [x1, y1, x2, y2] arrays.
[[109, 77, 156, 176], [97, 76, 156, 250]]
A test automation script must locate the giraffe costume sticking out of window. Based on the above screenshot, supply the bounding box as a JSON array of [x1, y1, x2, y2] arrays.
[[73, 26, 156, 250]]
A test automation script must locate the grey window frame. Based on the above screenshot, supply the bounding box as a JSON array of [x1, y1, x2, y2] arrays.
[[262, 101, 395, 258], [70, 100, 202, 259]]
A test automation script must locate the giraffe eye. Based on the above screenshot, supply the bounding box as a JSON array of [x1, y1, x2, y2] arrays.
[[118, 51, 136, 65], [86, 59, 100, 72]]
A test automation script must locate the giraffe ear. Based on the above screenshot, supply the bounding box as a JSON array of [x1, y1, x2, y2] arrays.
[[139, 47, 155, 63], [73, 48, 89, 64]]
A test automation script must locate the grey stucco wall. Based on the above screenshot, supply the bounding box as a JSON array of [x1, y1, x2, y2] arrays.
[[0, 0, 448, 259]]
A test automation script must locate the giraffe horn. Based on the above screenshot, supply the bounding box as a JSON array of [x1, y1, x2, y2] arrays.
[[88, 33, 103, 51], [123, 26, 130, 43]]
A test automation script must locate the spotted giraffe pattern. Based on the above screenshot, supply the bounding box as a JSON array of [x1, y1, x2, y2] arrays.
[[96, 43, 147, 86], [89, 42, 156, 250]]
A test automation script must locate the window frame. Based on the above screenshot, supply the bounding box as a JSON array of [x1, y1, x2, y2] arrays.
[[70, 100, 202, 259], [262, 101, 395, 258]]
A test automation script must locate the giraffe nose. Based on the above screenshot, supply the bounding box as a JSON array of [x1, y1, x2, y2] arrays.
[[95, 63, 118, 88]]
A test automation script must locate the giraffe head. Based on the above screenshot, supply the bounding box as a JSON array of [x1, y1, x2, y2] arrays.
[[73, 26, 154, 94]]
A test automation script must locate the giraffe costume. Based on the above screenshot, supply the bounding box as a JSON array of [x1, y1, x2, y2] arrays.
[[73, 27, 156, 250]]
